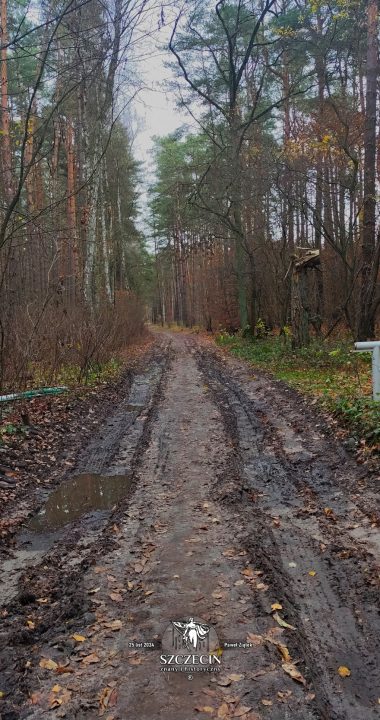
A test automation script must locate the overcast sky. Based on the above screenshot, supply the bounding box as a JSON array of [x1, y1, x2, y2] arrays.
[[130, 10, 190, 237]]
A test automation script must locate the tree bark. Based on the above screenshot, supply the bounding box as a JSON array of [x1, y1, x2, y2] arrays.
[[358, 0, 379, 339]]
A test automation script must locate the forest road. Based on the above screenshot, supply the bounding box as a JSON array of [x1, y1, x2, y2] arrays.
[[0, 331, 379, 720]]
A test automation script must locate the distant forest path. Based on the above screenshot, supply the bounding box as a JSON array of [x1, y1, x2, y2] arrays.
[[0, 331, 379, 720]]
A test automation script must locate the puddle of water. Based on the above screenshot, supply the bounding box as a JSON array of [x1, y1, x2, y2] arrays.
[[27, 473, 133, 533]]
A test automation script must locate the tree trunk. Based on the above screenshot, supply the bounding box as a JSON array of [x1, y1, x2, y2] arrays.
[[0, 0, 12, 203], [358, 0, 378, 339]]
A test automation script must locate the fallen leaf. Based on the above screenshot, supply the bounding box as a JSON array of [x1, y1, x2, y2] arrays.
[[256, 583, 269, 591], [338, 666, 351, 678], [234, 707, 251, 717], [278, 644, 291, 662], [26, 620, 35, 629], [217, 677, 231, 687], [273, 612, 296, 630], [81, 653, 100, 665], [282, 662, 306, 685], [39, 658, 58, 671], [52, 685, 62, 693], [261, 699, 272, 706], [56, 664, 74, 674], [241, 568, 254, 578], [218, 703, 229, 718], [72, 634, 86, 642], [195, 706, 215, 714], [308, 571, 316, 577], [49, 688, 71, 708], [229, 673, 244, 682], [129, 656, 142, 666], [104, 620, 122, 631], [110, 593, 123, 603], [247, 633, 263, 645], [99, 686, 118, 710], [306, 692, 316, 701]]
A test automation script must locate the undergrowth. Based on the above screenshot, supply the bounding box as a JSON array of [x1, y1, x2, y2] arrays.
[[216, 333, 380, 450]]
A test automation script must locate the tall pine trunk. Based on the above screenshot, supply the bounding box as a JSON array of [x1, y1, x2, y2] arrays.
[[358, 0, 379, 339]]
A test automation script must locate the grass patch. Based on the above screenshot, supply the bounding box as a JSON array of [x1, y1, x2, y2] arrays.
[[216, 333, 380, 450], [31, 357, 123, 389]]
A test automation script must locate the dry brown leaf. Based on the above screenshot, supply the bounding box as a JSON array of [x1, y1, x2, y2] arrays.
[[217, 703, 229, 718], [282, 662, 306, 685], [81, 653, 100, 665], [195, 706, 215, 714], [72, 634, 86, 642], [338, 666, 351, 678], [110, 593, 123, 603], [26, 620, 35, 629], [271, 603, 282, 611], [217, 677, 231, 687], [273, 612, 296, 630], [241, 568, 254, 578], [229, 673, 244, 682], [104, 620, 122, 631], [247, 633, 263, 645], [261, 699, 272, 706], [256, 583, 269, 591], [99, 686, 118, 710], [278, 644, 291, 662], [234, 705, 252, 717], [39, 658, 58, 671], [56, 664, 74, 675], [129, 656, 142, 666], [52, 685, 62, 693], [49, 688, 71, 708]]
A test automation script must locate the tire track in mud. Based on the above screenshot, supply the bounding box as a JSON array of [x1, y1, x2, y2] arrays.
[[0, 340, 173, 713], [194, 342, 380, 720]]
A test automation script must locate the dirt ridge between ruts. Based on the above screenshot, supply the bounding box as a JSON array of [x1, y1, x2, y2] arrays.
[[194, 339, 380, 720]]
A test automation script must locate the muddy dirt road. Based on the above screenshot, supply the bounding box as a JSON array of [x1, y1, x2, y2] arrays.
[[0, 332, 379, 720]]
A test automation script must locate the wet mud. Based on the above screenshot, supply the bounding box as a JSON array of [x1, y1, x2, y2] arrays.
[[0, 332, 378, 720]]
